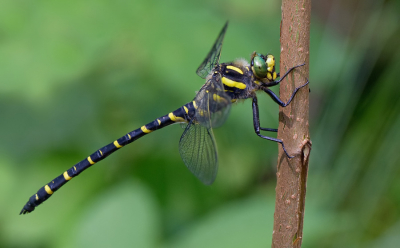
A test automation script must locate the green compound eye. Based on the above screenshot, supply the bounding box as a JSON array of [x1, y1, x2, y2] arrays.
[[252, 54, 268, 78]]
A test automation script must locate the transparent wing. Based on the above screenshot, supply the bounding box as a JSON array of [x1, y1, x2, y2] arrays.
[[194, 73, 232, 129], [179, 120, 218, 185], [196, 22, 228, 79]]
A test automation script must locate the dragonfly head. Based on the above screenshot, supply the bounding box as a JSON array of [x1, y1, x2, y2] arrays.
[[250, 52, 277, 81]]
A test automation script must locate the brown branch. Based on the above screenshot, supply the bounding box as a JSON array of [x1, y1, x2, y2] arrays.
[[271, 0, 311, 247]]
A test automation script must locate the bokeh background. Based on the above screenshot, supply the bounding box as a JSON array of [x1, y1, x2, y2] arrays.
[[1, 0, 400, 247]]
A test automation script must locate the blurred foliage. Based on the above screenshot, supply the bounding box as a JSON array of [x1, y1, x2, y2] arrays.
[[1, 0, 400, 247]]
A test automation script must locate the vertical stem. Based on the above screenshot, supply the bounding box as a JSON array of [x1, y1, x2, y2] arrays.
[[271, 0, 311, 247]]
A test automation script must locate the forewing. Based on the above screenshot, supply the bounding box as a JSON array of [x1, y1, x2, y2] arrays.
[[179, 121, 218, 185], [194, 73, 231, 128], [196, 22, 228, 79]]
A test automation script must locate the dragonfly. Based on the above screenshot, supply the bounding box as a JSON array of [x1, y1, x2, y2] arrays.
[[20, 21, 308, 215]]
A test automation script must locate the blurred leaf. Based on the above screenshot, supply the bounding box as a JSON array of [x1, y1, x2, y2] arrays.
[[65, 180, 160, 248], [163, 194, 274, 248]]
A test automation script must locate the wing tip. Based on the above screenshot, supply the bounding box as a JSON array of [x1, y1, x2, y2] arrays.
[[201, 177, 216, 186], [195, 21, 230, 79]]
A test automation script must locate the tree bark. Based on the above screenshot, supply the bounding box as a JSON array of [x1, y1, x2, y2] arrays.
[[271, 0, 311, 247]]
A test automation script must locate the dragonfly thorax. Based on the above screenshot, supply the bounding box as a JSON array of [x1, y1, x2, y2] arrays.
[[216, 53, 280, 102], [215, 59, 256, 101]]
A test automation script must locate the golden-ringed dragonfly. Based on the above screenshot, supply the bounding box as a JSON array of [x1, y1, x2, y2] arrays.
[[20, 22, 308, 215]]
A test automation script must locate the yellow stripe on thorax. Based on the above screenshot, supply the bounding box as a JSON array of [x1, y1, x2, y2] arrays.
[[213, 94, 228, 103], [63, 171, 72, 180], [44, 185, 53, 195], [141, 126, 152, 133], [221, 77, 246, 89], [193, 101, 198, 109], [184, 106, 188, 114], [226, 65, 243, 74]]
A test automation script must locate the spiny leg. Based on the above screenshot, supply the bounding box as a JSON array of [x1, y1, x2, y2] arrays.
[[261, 63, 305, 87], [261, 127, 277, 132], [263, 78, 309, 107], [252, 97, 293, 158]]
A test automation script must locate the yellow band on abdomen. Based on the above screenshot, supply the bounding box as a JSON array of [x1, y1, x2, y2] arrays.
[[114, 140, 122, 148], [63, 171, 72, 181], [141, 126, 152, 133], [168, 112, 186, 122], [44, 185, 53, 195], [88, 156, 95, 164]]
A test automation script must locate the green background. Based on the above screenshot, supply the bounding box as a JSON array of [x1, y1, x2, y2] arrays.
[[1, 0, 400, 247]]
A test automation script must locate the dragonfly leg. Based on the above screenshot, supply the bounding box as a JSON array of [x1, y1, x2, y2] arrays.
[[261, 63, 305, 87], [252, 97, 293, 158], [262, 78, 309, 107], [261, 127, 277, 132]]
